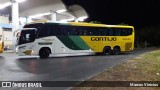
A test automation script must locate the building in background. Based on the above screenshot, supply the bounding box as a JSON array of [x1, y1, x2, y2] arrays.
[[0, 0, 88, 51], [0, 15, 13, 50]]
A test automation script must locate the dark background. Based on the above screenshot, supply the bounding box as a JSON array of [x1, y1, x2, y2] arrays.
[[63, 0, 160, 29], [63, 0, 160, 47]]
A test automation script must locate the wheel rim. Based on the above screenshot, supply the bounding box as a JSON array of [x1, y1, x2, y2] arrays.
[[104, 47, 111, 55], [43, 50, 48, 56], [40, 49, 50, 58], [113, 47, 120, 54]]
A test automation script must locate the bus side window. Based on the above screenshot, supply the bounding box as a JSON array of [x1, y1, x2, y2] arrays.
[[38, 24, 52, 37], [74, 26, 81, 35], [115, 29, 121, 36], [84, 29, 87, 35], [83, 27, 90, 35], [121, 29, 133, 36], [88, 27, 92, 35], [66, 26, 71, 35], [127, 29, 133, 35], [99, 30, 103, 36], [89, 28, 94, 35], [71, 27, 77, 35], [92, 28, 99, 36], [62, 25, 73, 35], [78, 27, 84, 35], [60, 25, 67, 35], [103, 28, 108, 36], [108, 29, 114, 36], [66, 26, 70, 35], [121, 29, 127, 36], [52, 25, 61, 35]]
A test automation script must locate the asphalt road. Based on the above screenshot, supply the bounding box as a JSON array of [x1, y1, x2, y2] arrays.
[[0, 48, 157, 90]]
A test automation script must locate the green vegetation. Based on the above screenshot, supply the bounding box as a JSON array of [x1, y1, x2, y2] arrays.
[[72, 49, 160, 90]]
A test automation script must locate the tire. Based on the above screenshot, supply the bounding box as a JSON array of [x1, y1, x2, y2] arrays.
[[113, 47, 121, 55], [103, 47, 112, 55], [39, 48, 50, 59]]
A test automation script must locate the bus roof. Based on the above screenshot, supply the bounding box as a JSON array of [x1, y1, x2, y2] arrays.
[[25, 21, 134, 29], [68, 22, 134, 28]]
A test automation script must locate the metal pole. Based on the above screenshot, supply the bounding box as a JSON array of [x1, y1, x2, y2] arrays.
[[11, 0, 19, 52]]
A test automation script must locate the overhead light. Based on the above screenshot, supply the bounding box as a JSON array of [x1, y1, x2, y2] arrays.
[[67, 18, 75, 21], [60, 19, 67, 22], [0, 2, 11, 9], [56, 9, 67, 13], [42, 12, 51, 16], [29, 9, 67, 19], [0, 0, 26, 10], [29, 12, 51, 18], [78, 16, 88, 21], [17, 0, 26, 3], [19, 17, 27, 25], [60, 18, 75, 22]]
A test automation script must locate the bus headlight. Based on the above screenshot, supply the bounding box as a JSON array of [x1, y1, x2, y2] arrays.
[[16, 47, 18, 53], [31, 50, 35, 55], [24, 50, 33, 55]]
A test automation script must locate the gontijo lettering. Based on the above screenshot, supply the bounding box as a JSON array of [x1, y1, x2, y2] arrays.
[[91, 37, 117, 41]]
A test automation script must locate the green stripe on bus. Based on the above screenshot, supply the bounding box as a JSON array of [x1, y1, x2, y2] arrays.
[[68, 36, 90, 50], [56, 36, 90, 50]]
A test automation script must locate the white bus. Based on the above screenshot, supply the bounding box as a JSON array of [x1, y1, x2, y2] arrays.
[[17, 21, 134, 58]]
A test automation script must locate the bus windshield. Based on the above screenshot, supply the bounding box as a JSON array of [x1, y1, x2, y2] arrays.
[[18, 29, 36, 45]]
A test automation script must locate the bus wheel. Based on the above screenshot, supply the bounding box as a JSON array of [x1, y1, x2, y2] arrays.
[[113, 46, 121, 55], [103, 47, 111, 55], [39, 48, 50, 59]]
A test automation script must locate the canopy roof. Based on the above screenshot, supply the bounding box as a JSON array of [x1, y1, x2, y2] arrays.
[[0, 0, 88, 21]]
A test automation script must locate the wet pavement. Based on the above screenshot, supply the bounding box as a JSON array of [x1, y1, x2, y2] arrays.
[[0, 48, 157, 90]]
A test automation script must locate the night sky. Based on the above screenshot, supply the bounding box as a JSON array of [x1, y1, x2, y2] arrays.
[[0, 0, 160, 29], [63, 0, 160, 29]]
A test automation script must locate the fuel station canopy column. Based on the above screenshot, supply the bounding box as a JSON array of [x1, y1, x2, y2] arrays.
[[11, 0, 19, 51], [50, 10, 57, 21], [11, 0, 19, 33]]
